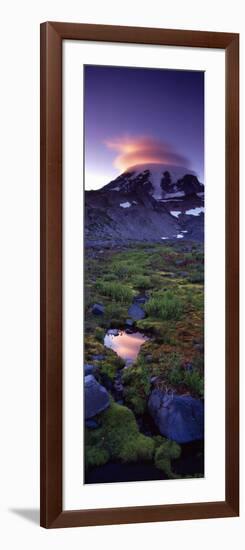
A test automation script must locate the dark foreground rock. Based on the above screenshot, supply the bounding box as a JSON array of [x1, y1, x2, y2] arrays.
[[92, 303, 105, 315], [148, 390, 204, 444], [85, 374, 110, 419], [85, 419, 99, 429], [128, 303, 145, 320], [84, 363, 96, 376]]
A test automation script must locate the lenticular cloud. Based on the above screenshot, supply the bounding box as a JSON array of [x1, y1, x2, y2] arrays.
[[105, 136, 189, 172]]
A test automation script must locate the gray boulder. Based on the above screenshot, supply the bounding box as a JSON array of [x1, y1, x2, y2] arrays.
[[84, 363, 95, 376], [92, 303, 105, 315], [134, 294, 148, 304], [128, 303, 145, 320], [85, 375, 110, 419], [148, 390, 204, 444]]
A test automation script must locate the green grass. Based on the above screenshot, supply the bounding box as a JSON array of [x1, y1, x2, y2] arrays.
[[145, 290, 183, 321], [132, 274, 152, 290], [122, 360, 151, 415], [188, 271, 204, 284], [95, 281, 133, 303], [154, 353, 204, 398], [183, 369, 204, 397], [99, 356, 124, 382], [110, 260, 139, 279]]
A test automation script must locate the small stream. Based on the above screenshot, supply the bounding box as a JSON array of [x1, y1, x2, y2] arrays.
[[103, 328, 148, 403]]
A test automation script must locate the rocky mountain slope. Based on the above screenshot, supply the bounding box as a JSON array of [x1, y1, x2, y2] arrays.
[[85, 163, 204, 244]]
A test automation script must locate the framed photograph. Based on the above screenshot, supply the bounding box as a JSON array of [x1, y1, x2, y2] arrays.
[[40, 22, 239, 528]]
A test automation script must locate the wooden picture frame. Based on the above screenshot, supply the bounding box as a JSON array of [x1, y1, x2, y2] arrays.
[[40, 21, 239, 528]]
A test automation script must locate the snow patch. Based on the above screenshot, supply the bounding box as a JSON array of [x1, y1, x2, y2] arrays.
[[170, 210, 181, 219], [185, 207, 204, 216], [176, 234, 184, 239], [164, 191, 185, 199], [120, 202, 131, 208], [181, 230, 188, 233]]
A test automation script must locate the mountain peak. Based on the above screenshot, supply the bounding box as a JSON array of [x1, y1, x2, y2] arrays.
[[127, 161, 192, 174], [103, 162, 203, 201]]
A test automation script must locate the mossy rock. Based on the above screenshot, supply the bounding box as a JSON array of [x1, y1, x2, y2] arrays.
[[85, 445, 110, 468], [85, 402, 155, 469], [154, 438, 181, 478]]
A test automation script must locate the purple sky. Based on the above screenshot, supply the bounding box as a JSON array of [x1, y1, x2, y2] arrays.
[[84, 65, 204, 190]]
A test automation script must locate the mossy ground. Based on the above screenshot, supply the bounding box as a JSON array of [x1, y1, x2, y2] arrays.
[[85, 241, 204, 477], [85, 401, 180, 477]]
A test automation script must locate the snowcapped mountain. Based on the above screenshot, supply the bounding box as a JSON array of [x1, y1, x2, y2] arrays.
[[85, 163, 204, 245], [103, 163, 204, 200]]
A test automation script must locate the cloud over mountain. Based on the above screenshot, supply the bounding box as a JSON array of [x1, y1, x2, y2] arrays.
[[104, 136, 190, 172]]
